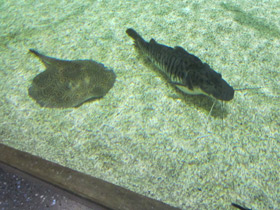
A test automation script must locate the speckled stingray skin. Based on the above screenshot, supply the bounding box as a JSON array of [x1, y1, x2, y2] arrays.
[[28, 49, 116, 108]]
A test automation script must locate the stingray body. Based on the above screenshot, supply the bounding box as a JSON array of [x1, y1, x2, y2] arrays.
[[28, 49, 116, 108], [126, 28, 234, 101]]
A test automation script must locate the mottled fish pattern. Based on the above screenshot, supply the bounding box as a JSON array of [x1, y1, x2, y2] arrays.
[[126, 28, 234, 101], [28, 49, 116, 108]]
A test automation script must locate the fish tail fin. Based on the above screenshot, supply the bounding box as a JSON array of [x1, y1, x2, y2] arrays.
[[29, 49, 41, 56], [126, 28, 147, 49], [126, 28, 143, 41], [29, 49, 64, 68]]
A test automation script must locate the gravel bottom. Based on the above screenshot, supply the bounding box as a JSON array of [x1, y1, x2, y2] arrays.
[[0, 162, 108, 210]]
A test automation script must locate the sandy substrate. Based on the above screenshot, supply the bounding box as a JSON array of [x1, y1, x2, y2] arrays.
[[0, 0, 279, 209]]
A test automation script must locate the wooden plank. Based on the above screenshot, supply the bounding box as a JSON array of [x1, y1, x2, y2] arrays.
[[0, 162, 107, 210], [0, 144, 179, 210]]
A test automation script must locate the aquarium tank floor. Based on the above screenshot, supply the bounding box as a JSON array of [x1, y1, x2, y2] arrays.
[[0, 0, 279, 209]]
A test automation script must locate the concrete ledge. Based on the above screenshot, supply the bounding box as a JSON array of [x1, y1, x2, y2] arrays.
[[0, 144, 178, 210]]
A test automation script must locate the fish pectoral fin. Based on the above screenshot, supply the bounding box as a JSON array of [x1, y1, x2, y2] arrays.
[[171, 82, 196, 95], [170, 82, 185, 87], [171, 82, 191, 90]]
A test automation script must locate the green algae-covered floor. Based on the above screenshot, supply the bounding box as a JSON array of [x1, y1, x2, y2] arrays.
[[0, 0, 279, 209]]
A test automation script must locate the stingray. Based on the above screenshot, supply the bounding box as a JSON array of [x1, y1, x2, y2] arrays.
[[28, 49, 116, 108]]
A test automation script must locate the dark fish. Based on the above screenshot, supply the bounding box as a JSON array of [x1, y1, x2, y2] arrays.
[[28, 49, 116, 108], [231, 203, 252, 210], [126, 28, 234, 101]]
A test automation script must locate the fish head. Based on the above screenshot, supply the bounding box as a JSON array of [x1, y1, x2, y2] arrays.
[[192, 64, 234, 101]]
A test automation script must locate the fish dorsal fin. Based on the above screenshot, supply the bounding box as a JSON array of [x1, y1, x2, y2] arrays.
[[174, 46, 188, 54], [149, 38, 157, 44], [174, 46, 203, 66], [174, 46, 194, 59]]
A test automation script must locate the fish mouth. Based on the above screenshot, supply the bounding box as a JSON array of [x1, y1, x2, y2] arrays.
[[208, 81, 235, 101], [197, 75, 234, 101], [215, 86, 234, 101]]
